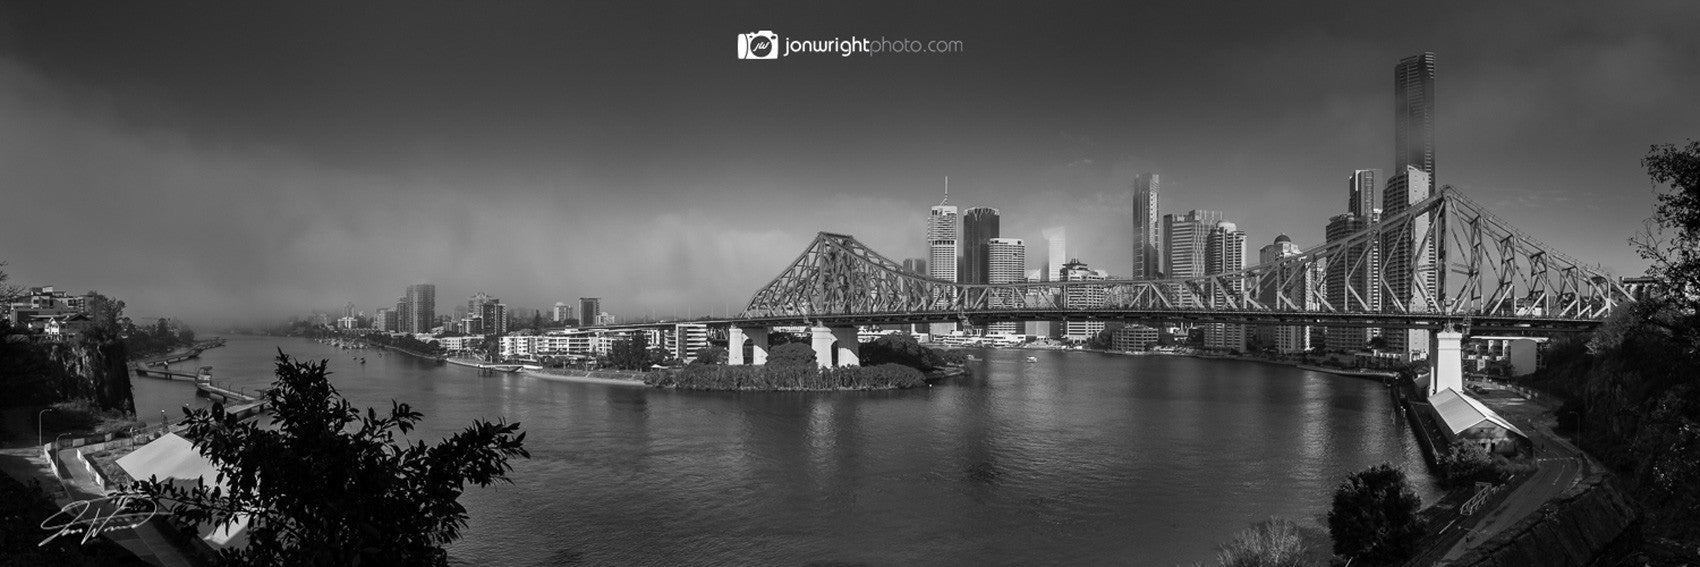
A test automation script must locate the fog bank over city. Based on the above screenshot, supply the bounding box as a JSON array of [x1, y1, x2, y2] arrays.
[[1, 1, 1694, 325]]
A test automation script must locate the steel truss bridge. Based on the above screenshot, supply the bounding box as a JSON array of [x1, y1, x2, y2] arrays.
[[736, 187, 1635, 335]]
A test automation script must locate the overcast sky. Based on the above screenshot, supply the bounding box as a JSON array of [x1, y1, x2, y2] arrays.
[[1, 1, 1695, 326]]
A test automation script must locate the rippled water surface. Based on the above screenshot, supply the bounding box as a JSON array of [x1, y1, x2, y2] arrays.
[[133, 336, 1437, 566]]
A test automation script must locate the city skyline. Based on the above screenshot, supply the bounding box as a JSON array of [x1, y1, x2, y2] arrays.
[[0, 2, 1693, 326]]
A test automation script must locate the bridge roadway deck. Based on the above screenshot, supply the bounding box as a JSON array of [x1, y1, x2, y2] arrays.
[[710, 309, 1602, 334]]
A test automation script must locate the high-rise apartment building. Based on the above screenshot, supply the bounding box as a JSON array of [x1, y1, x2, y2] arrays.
[[467, 292, 508, 336], [403, 284, 436, 334], [1131, 173, 1161, 279], [374, 307, 395, 332], [1059, 260, 1108, 341], [579, 297, 601, 328], [960, 207, 1000, 284], [1395, 53, 1437, 184], [986, 238, 1026, 335], [1350, 169, 1379, 218], [927, 192, 959, 336], [1203, 221, 1247, 352], [1383, 166, 1435, 359]]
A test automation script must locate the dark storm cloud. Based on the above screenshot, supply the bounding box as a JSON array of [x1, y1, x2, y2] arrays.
[[0, 1, 1694, 324]]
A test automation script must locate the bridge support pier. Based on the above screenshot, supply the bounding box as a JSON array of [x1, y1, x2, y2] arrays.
[[1429, 329, 1464, 396], [809, 326, 860, 368], [728, 326, 769, 366]]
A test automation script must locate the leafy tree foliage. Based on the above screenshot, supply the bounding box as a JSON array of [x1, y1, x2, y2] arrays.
[[83, 293, 126, 333], [131, 353, 529, 566], [1086, 328, 1114, 350], [1638, 140, 1700, 317], [1215, 517, 1331, 567], [0, 260, 21, 301], [1327, 464, 1423, 564], [607, 332, 658, 370], [765, 342, 819, 368], [691, 345, 727, 365], [857, 334, 941, 371], [765, 331, 809, 347]]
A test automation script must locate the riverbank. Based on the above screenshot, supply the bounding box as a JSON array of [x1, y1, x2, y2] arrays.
[[379, 344, 446, 362], [646, 363, 931, 391], [132, 337, 227, 366], [517, 367, 646, 386], [446, 357, 522, 373], [1031, 345, 1401, 382]]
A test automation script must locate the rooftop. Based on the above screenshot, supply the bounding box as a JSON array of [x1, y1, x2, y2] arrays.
[[1428, 388, 1527, 438]]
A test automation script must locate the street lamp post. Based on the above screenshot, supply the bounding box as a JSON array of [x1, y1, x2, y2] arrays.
[[37, 407, 54, 448]]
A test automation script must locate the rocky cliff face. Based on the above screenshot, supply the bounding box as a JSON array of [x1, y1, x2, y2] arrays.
[[46, 330, 134, 414], [1451, 475, 1639, 567], [1528, 301, 1700, 561]]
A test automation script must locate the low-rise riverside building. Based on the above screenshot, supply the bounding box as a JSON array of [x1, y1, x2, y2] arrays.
[[1426, 387, 1530, 456], [1462, 336, 1548, 377], [1111, 325, 1159, 351]]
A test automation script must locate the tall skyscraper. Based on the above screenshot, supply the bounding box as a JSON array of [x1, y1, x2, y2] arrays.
[[901, 258, 928, 276], [1383, 166, 1435, 359], [1395, 53, 1437, 184], [927, 189, 959, 336], [960, 207, 1000, 284], [1349, 169, 1379, 217], [553, 302, 570, 323], [927, 195, 959, 283], [1324, 213, 1378, 352], [986, 238, 1026, 335], [403, 284, 436, 334], [579, 297, 601, 328], [1042, 227, 1066, 282], [1203, 221, 1247, 352], [1131, 173, 1161, 279], [1257, 235, 1314, 353], [1163, 209, 1223, 284]]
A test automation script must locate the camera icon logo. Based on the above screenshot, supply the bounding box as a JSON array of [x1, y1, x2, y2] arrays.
[[737, 30, 779, 60]]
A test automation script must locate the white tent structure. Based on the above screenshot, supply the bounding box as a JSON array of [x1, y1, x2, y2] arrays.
[[116, 433, 249, 548]]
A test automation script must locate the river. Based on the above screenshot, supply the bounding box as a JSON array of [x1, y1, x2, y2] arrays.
[[132, 335, 1437, 566]]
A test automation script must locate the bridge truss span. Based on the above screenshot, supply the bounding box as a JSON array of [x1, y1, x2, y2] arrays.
[[739, 189, 1635, 333]]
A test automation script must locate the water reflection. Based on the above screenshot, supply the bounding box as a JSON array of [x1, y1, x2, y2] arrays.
[[177, 336, 1437, 566]]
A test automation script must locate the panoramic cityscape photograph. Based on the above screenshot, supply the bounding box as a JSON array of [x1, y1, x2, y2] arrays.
[[2, 1, 1698, 566]]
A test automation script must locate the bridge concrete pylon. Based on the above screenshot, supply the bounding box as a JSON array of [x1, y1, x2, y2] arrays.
[[1429, 329, 1465, 396], [809, 326, 860, 368], [728, 326, 769, 366]]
